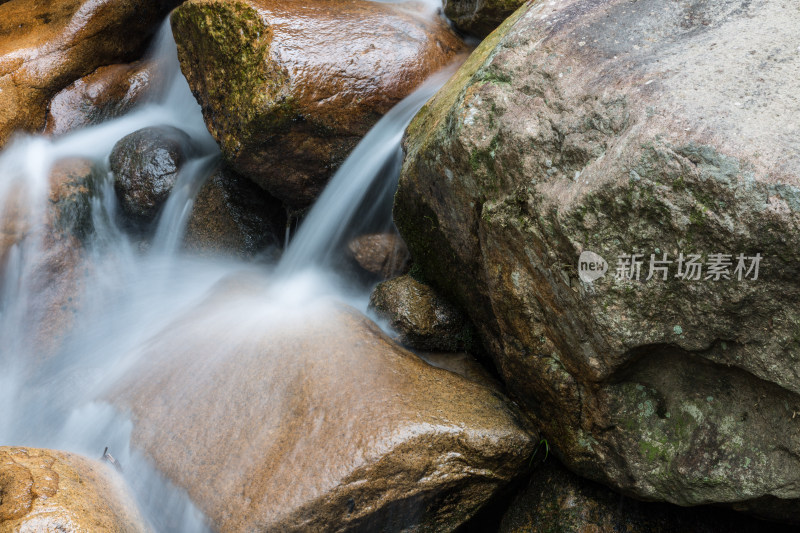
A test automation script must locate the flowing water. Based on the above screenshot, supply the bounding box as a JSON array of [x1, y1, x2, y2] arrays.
[[0, 12, 457, 533]]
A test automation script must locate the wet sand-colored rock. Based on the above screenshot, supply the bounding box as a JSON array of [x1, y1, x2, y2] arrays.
[[0, 447, 149, 532], [170, 0, 467, 207], [0, 0, 178, 146], [45, 61, 156, 137], [111, 279, 535, 532]]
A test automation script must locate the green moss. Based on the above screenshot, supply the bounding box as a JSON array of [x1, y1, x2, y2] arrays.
[[171, 1, 296, 155]]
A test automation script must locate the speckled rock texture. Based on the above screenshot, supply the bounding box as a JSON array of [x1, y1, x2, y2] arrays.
[[347, 233, 410, 279], [45, 61, 156, 137], [0, 447, 150, 532], [184, 167, 285, 257], [169, 0, 467, 208], [500, 460, 798, 533], [395, 0, 800, 521], [370, 274, 470, 352], [110, 126, 195, 223], [443, 0, 527, 38], [111, 278, 535, 532], [0, 0, 178, 146]]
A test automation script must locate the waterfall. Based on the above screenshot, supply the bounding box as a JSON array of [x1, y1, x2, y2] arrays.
[[0, 14, 458, 533], [277, 66, 455, 275]]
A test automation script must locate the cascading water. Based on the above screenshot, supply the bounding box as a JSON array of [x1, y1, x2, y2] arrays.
[[0, 14, 457, 533]]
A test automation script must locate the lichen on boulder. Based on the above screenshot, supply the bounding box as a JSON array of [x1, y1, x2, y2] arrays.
[[395, 0, 800, 521]]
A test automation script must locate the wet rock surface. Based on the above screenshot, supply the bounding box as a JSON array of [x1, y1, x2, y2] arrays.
[[111, 281, 535, 532], [170, 0, 466, 208], [347, 232, 410, 279], [0, 447, 149, 532], [45, 61, 156, 137], [443, 0, 527, 38], [184, 167, 285, 258], [0, 0, 178, 146], [110, 126, 195, 224], [498, 460, 797, 533], [395, 0, 800, 520], [0, 158, 96, 361], [370, 274, 470, 352]]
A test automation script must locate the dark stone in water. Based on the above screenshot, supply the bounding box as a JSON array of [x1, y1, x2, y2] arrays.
[[110, 125, 195, 225]]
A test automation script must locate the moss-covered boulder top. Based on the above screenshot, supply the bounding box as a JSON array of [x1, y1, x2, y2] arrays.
[[170, 0, 466, 208], [395, 0, 800, 521]]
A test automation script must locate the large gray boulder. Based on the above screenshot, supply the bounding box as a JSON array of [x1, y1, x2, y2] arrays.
[[395, 0, 800, 521]]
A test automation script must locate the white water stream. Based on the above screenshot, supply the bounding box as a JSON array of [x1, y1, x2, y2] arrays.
[[0, 14, 455, 532]]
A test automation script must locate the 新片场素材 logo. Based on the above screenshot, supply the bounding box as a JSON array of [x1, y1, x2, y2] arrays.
[[577, 250, 762, 283]]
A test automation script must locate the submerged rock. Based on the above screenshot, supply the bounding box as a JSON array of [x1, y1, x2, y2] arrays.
[[395, 0, 800, 521], [347, 232, 410, 279], [0, 446, 149, 532], [370, 274, 470, 352], [0, 0, 178, 146], [443, 0, 527, 38], [111, 283, 535, 532], [0, 158, 97, 360], [170, 0, 466, 207], [45, 61, 156, 137], [184, 167, 285, 258], [48, 158, 102, 241], [110, 126, 194, 224]]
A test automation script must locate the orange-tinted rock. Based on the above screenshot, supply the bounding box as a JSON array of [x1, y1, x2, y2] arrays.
[[347, 232, 409, 279], [0, 0, 178, 146], [170, 0, 467, 207], [0, 447, 149, 532], [111, 283, 535, 532], [45, 61, 156, 137]]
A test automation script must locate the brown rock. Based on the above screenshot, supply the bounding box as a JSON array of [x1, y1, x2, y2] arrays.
[[370, 274, 470, 352], [111, 281, 535, 532], [184, 167, 286, 257], [0, 0, 178, 147], [395, 0, 800, 520], [45, 61, 156, 137], [0, 447, 149, 532], [347, 232, 410, 279], [170, 0, 467, 207]]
